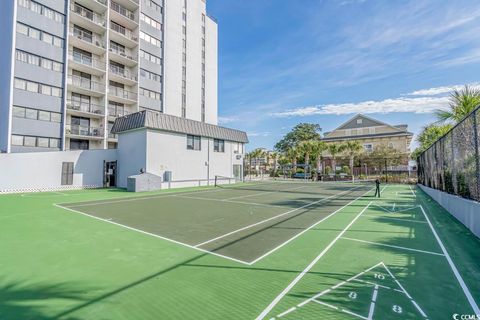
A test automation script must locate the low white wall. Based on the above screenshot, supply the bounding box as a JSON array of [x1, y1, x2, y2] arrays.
[[418, 184, 480, 238], [0, 149, 117, 193]]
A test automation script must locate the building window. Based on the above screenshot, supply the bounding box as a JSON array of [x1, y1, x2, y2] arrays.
[[11, 134, 60, 148], [70, 139, 89, 150], [233, 142, 243, 154], [187, 135, 201, 150], [16, 23, 64, 48], [357, 119, 363, 124], [363, 144, 373, 152], [16, 50, 63, 72], [18, 0, 64, 23], [14, 78, 63, 97], [214, 139, 225, 152]]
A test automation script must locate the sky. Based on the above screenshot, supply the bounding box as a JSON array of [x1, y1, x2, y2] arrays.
[[206, 0, 480, 152]]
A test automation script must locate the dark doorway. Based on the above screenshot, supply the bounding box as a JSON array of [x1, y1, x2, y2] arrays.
[[104, 161, 117, 188]]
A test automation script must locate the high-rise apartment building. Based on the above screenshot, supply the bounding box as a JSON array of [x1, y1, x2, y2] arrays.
[[0, 0, 218, 153]]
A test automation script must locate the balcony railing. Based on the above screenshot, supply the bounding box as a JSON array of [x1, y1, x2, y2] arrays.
[[67, 99, 105, 115], [110, 22, 138, 42], [68, 75, 106, 92], [108, 132, 118, 139], [108, 104, 128, 117], [66, 124, 104, 137], [109, 86, 137, 101], [96, 0, 107, 6], [69, 51, 106, 70], [109, 64, 137, 81], [70, 27, 106, 48], [110, 1, 136, 22], [71, 3, 106, 27], [109, 45, 137, 61]]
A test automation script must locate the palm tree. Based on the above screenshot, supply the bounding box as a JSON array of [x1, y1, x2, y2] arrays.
[[270, 151, 279, 177], [327, 143, 346, 179], [286, 147, 301, 178], [307, 140, 327, 180], [435, 85, 480, 123], [299, 140, 318, 178], [343, 141, 362, 182], [249, 148, 266, 177]]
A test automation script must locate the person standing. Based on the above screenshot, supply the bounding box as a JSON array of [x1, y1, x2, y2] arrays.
[[374, 178, 381, 197]]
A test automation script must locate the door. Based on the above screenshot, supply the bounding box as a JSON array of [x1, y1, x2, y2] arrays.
[[233, 164, 242, 182], [104, 161, 117, 187]]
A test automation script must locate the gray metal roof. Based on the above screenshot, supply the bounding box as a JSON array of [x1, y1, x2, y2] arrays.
[[111, 110, 249, 143]]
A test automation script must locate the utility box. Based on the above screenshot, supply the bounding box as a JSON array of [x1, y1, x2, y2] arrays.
[[127, 173, 162, 192], [163, 171, 172, 182]]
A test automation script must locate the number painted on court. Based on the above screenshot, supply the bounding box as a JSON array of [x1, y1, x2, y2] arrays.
[[374, 273, 385, 280], [392, 305, 403, 314], [348, 292, 357, 299]]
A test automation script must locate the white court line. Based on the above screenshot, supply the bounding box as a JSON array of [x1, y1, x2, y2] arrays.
[[54, 203, 252, 265], [340, 237, 444, 256], [367, 285, 379, 320], [409, 185, 416, 197], [277, 307, 296, 318], [342, 309, 368, 320], [194, 185, 365, 248], [173, 194, 284, 209], [312, 299, 338, 310], [392, 203, 396, 212], [381, 262, 428, 318], [222, 185, 309, 201], [255, 201, 373, 320], [419, 205, 480, 314], [362, 214, 427, 224]]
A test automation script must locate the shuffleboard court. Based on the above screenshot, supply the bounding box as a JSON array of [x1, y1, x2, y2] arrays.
[[57, 180, 373, 263]]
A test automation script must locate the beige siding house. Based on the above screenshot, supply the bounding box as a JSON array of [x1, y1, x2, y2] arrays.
[[322, 114, 413, 154]]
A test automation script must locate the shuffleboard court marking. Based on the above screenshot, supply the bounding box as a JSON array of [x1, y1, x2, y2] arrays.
[[340, 237, 445, 256], [255, 201, 373, 320], [270, 261, 428, 320], [194, 185, 366, 248], [419, 204, 480, 314], [53, 203, 252, 265]]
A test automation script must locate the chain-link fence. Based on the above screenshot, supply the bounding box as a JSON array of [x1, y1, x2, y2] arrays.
[[417, 106, 480, 201]]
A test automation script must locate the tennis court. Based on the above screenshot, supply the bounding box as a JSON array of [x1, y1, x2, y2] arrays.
[[1, 181, 480, 319], [56, 180, 373, 264]]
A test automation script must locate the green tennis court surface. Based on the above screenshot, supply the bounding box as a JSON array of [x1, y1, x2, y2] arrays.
[[1, 182, 479, 319]]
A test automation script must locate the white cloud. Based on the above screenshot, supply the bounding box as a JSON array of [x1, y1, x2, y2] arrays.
[[408, 83, 480, 96], [271, 96, 450, 117], [218, 116, 239, 124], [248, 132, 271, 137]]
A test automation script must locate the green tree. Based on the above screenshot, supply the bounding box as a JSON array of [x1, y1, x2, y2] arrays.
[[270, 151, 279, 176], [343, 141, 362, 181], [285, 147, 301, 177], [275, 123, 321, 153], [327, 143, 346, 177], [310, 140, 327, 177], [411, 124, 453, 159], [435, 85, 480, 123]]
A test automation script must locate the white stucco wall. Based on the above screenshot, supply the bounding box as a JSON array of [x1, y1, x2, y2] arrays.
[[145, 129, 243, 183], [0, 149, 117, 192], [116, 129, 147, 188]]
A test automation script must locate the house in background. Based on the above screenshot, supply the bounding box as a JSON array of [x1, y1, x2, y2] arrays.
[[322, 114, 413, 154]]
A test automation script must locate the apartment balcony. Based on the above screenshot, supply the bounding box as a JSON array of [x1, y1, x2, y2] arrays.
[[108, 86, 137, 104], [66, 99, 105, 119], [108, 104, 130, 120], [110, 1, 138, 30], [68, 51, 106, 76], [68, 75, 106, 97], [108, 45, 137, 67], [69, 27, 106, 55], [108, 132, 118, 141], [109, 64, 137, 86], [65, 124, 104, 140], [74, 0, 108, 14], [109, 22, 138, 48], [70, 3, 106, 33]]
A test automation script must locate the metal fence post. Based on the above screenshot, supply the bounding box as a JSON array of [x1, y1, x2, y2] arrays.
[[473, 109, 480, 198]]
